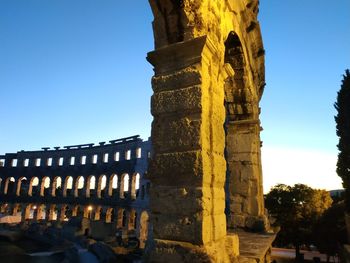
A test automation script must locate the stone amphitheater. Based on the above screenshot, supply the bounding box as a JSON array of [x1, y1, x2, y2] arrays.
[[0, 0, 276, 262]]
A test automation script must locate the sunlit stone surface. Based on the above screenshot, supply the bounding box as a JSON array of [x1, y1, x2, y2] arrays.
[[146, 0, 270, 262]]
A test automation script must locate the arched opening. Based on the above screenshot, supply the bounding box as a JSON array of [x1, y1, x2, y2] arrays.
[[40, 177, 50, 196], [4, 177, 15, 195], [51, 177, 62, 197], [74, 176, 85, 197], [16, 177, 28, 196], [108, 174, 118, 197], [12, 204, 21, 217], [223, 31, 263, 229], [120, 173, 129, 199], [97, 175, 107, 198], [37, 204, 46, 220], [64, 176, 73, 197], [139, 211, 149, 248], [84, 205, 93, 219], [60, 205, 71, 221], [28, 177, 39, 196], [72, 205, 83, 217], [86, 175, 96, 197], [131, 173, 140, 200], [48, 204, 57, 221], [24, 204, 36, 220]]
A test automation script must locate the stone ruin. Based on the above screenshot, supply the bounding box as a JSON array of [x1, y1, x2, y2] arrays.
[[0, 0, 275, 262], [146, 0, 273, 262]]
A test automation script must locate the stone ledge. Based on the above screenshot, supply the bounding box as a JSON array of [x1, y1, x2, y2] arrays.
[[233, 230, 276, 262]]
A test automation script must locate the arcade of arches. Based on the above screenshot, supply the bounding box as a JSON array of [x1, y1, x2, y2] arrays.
[[1, 173, 141, 200]]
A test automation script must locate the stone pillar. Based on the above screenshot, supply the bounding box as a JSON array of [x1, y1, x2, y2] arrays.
[[117, 208, 124, 228], [21, 206, 27, 222], [36, 205, 45, 221], [23, 205, 31, 221], [58, 206, 66, 221], [32, 205, 38, 221], [127, 209, 136, 230], [94, 206, 102, 221], [11, 204, 20, 216], [118, 176, 125, 199], [146, 35, 238, 262], [47, 205, 55, 221], [226, 120, 267, 230]]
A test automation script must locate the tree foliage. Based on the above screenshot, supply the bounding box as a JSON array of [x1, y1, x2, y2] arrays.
[[335, 69, 350, 212], [313, 202, 347, 261], [265, 184, 332, 256]]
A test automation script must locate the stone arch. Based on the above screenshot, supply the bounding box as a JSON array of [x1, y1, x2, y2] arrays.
[[86, 175, 96, 198], [130, 173, 140, 200], [119, 173, 129, 199], [16, 177, 28, 196], [47, 204, 57, 221], [74, 176, 85, 197], [108, 174, 118, 197], [147, 0, 268, 259], [59, 205, 71, 221], [224, 31, 253, 121], [51, 176, 62, 197], [139, 211, 149, 249], [28, 177, 39, 196], [97, 174, 107, 198], [24, 204, 35, 220], [0, 203, 9, 214], [37, 204, 46, 220], [63, 176, 73, 197], [40, 177, 50, 196], [84, 205, 93, 219], [4, 177, 15, 195], [223, 31, 265, 229], [72, 205, 83, 217]]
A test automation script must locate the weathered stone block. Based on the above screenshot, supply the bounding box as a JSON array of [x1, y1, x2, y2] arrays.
[[151, 85, 202, 116], [150, 185, 204, 215], [152, 212, 203, 244], [151, 67, 202, 93], [149, 151, 203, 186], [152, 117, 201, 153]]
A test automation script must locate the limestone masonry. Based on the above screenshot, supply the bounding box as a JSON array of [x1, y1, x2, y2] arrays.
[[0, 0, 275, 262], [146, 0, 272, 262]]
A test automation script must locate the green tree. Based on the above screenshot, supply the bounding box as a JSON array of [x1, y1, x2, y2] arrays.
[[313, 202, 347, 262], [265, 184, 332, 258], [335, 69, 350, 212]]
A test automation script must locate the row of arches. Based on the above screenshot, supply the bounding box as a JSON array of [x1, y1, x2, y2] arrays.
[[0, 173, 145, 200], [0, 203, 149, 248]]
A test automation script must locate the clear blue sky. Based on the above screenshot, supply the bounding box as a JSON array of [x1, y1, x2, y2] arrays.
[[1, 0, 349, 191]]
